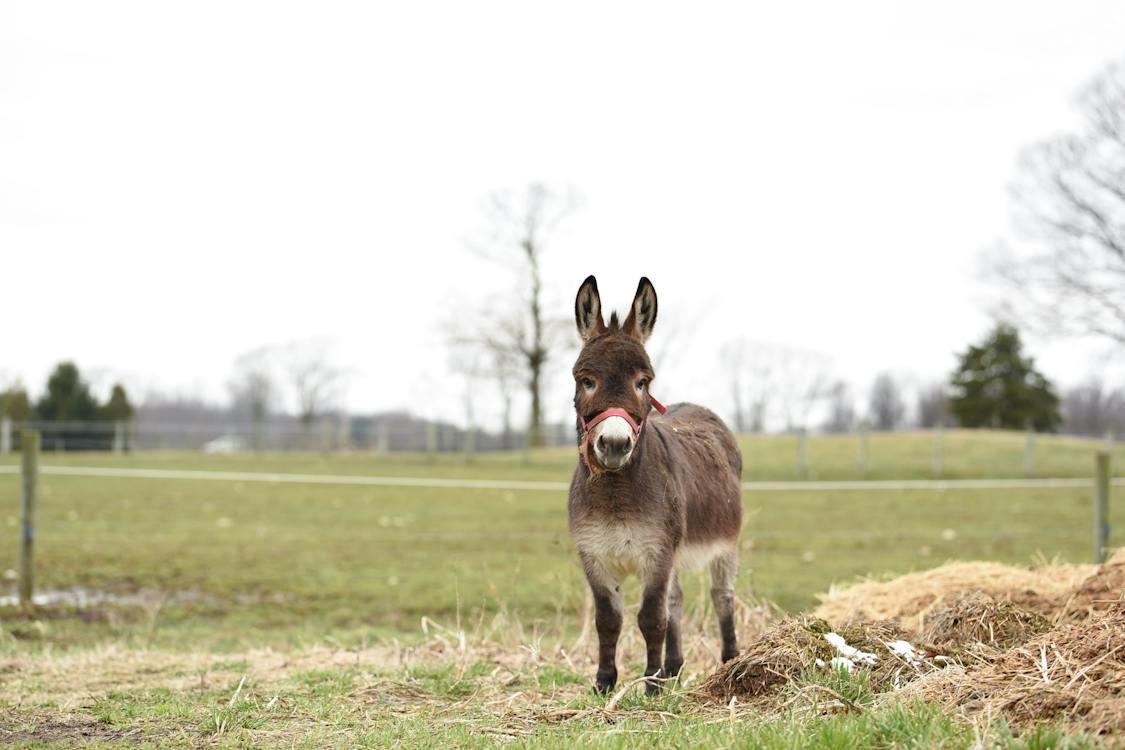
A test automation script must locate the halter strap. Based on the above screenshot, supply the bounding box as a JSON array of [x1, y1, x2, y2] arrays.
[[579, 396, 668, 474]]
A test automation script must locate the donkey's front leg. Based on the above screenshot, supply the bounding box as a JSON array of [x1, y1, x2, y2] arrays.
[[581, 555, 623, 694], [638, 557, 674, 695]]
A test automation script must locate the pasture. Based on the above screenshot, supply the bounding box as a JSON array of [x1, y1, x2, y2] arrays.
[[1, 429, 1123, 747]]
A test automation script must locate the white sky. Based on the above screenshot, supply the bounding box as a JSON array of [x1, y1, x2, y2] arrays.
[[3, 1, 1124, 429]]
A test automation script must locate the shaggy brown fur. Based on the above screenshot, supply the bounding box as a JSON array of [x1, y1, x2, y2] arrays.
[[567, 276, 743, 694]]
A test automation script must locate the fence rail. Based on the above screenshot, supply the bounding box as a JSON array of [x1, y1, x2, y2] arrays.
[[0, 418, 580, 454]]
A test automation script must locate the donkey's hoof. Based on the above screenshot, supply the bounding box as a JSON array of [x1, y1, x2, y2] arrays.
[[721, 648, 740, 663], [594, 670, 617, 695]]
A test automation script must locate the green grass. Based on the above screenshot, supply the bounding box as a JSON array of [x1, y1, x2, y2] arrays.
[[0, 443, 1120, 649], [1, 656, 1106, 749], [0, 431, 1121, 747]]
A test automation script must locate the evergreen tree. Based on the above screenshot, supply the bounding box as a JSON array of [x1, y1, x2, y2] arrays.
[[950, 324, 1061, 431], [35, 362, 99, 422], [100, 383, 134, 422], [0, 386, 32, 421]]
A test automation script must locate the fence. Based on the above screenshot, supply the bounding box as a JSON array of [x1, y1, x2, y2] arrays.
[[1, 420, 1121, 481], [0, 416, 579, 455]]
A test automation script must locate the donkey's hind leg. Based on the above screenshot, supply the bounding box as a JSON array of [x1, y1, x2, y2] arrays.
[[663, 572, 684, 680], [709, 547, 739, 662]]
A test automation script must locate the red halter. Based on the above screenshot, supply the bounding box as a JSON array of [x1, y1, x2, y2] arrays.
[[579, 396, 667, 474]]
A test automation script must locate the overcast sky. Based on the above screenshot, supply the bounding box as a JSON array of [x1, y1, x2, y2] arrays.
[[3, 1, 1124, 429]]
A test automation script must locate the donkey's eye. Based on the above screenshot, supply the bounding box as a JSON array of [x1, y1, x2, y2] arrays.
[[636, 378, 648, 392], [581, 378, 595, 391]]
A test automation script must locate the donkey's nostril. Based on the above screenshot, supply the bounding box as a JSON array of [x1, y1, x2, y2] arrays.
[[599, 435, 630, 458]]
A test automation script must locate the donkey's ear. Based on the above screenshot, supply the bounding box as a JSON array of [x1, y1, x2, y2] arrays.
[[623, 277, 658, 343], [575, 275, 606, 341]]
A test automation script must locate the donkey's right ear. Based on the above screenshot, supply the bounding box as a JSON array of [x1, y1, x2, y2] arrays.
[[574, 275, 606, 341]]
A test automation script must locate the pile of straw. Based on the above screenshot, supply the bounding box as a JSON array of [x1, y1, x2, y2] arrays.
[[1061, 548, 1125, 623], [701, 549, 1124, 733], [920, 592, 1050, 650], [904, 602, 1124, 733], [699, 617, 930, 704], [813, 561, 1094, 635]]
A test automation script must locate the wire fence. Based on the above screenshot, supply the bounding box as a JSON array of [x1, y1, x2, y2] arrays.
[[0, 416, 579, 454], [1, 418, 1121, 484]]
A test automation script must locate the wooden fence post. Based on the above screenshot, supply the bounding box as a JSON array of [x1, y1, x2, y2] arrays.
[[0, 417, 11, 454], [19, 430, 40, 607], [426, 421, 437, 462], [796, 429, 808, 480], [113, 420, 125, 454], [336, 413, 350, 452], [932, 422, 944, 478], [1023, 426, 1036, 478], [463, 424, 476, 463], [377, 419, 390, 453], [857, 422, 869, 478], [1095, 452, 1110, 564]]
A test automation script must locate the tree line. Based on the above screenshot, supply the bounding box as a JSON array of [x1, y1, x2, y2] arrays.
[[0, 363, 134, 450]]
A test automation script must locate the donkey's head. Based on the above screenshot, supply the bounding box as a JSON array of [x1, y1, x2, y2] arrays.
[[572, 276, 660, 472]]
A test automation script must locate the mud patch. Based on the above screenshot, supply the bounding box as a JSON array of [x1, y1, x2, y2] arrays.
[[1, 713, 143, 745]]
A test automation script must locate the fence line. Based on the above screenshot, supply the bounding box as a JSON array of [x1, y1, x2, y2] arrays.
[[2, 464, 1123, 493]]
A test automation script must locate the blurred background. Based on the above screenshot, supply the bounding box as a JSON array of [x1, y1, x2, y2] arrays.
[[1, 0, 1124, 640]]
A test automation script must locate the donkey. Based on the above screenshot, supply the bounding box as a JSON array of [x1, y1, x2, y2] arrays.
[[568, 275, 743, 695]]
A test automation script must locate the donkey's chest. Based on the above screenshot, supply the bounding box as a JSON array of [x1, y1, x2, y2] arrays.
[[571, 518, 667, 579]]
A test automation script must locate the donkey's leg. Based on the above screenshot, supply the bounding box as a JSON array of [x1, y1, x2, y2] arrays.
[[638, 556, 673, 695], [580, 554, 624, 694], [709, 547, 740, 662], [663, 571, 685, 681]]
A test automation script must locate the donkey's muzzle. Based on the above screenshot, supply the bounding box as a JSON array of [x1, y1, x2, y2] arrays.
[[595, 432, 633, 470]]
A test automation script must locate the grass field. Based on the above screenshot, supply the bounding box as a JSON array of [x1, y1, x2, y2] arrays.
[[1, 430, 1122, 747]]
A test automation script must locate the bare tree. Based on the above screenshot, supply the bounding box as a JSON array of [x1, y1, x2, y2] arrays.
[[822, 380, 856, 433], [719, 339, 775, 433], [228, 347, 276, 451], [993, 60, 1125, 347], [868, 372, 905, 431], [447, 305, 534, 450], [774, 348, 832, 432], [916, 383, 949, 428], [484, 338, 522, 449], [1061, 378, 1125, 436], [284, 340, 344, 437], [720, 340, 830, 432], [468, 183, 578, 447]]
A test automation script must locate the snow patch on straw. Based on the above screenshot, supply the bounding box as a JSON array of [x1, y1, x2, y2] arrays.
[[824, 632, 877, 665]]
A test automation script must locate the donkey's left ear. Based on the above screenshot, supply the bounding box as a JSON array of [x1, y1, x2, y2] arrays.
[[623, 277, 658, 343]]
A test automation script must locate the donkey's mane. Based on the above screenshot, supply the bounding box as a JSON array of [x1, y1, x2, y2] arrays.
[[607, 312, 621, 331]]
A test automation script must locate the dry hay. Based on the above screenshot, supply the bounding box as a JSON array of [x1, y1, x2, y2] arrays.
[[700, 551, 1125, 729], [1061, 547, 1125, 623], [921, 593, 1050, 651], [813, 560, 1095, 635], [902, 602, 1125, 734], [698, 616, 939, 704]]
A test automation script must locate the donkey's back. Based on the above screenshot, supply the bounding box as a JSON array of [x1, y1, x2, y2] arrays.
[[648, 403, 742, 558]]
